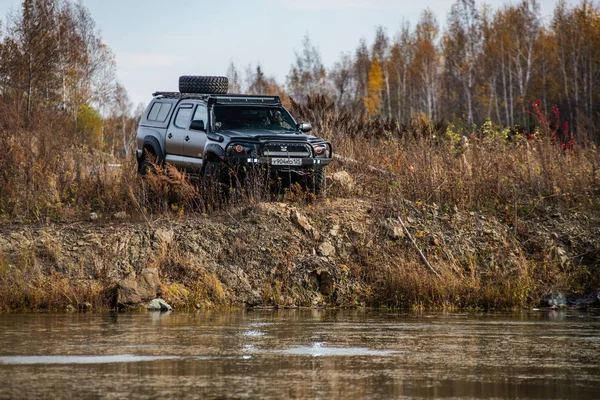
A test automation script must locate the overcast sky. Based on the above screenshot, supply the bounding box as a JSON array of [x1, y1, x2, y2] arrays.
[[0, 0, 572, 108]]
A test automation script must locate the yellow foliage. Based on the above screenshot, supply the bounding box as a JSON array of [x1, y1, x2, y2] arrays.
[[77, 103, 104, 148], [363, 60, 385, 116]]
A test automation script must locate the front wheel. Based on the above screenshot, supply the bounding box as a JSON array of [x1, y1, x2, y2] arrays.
[[202, 160, 223, 183], [308, 168, 326, 197]]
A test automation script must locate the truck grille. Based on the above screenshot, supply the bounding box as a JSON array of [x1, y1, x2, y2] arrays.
[[262, 142, 311, 157]]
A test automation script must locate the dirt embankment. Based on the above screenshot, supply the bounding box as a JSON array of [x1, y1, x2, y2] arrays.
[[0, 198, 599, 311]]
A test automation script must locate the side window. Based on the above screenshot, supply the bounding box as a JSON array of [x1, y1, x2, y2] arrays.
[[193, 105, 208, 125], [147, 103, 161, 121], [156, 103, 172, 122], [174, 105, 193, 128]]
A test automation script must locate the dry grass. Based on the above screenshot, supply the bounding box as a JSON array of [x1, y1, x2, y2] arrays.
[[292, 95, 600, 217], [0, 97, 598, 311]]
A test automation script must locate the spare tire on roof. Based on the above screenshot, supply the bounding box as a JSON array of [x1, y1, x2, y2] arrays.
[[179, 76, 228, 94]]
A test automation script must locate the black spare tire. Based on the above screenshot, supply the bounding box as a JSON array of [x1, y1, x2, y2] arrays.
[[179, 76, 228, 94]]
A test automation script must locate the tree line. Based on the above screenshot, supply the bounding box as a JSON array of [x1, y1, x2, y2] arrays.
[[229, 0, 600, 138], [0, 0, 136, 156]]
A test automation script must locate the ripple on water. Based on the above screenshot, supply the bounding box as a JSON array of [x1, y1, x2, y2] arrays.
[[0, 355, 182, 365], [242, 330, 265, 337], [277, 342, 394, 357]]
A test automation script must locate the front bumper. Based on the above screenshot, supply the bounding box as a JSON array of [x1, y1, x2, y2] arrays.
[[223, 156, 332, 169]]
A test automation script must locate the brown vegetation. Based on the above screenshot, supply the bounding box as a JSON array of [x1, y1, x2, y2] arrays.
[[0, 0, 599, 311], [1, 95, 599, 311]]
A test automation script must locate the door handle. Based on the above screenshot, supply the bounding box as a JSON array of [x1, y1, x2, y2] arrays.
[[185, 136, 190, 141], [168, 133, 173, 139]]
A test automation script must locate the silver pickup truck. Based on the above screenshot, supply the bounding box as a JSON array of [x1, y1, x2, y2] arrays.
[[136, 75, 332, 195]]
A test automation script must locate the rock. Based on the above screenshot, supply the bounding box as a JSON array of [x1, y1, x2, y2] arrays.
[[114, 211, 128, 219], [89, 212, 98, 221], [329, 224, 340, 237], [66, 304, 76, 312], [331, 171, 354, 190], [318, 242, 335, 257], [311, 270, 334, 296], [556, 247, 569, 266], [291, 210, 319, 239], [547, 290, 567, 308], [388, 225, 404, 240], [78, 302, 92, 311], [154, 229, 174, 245], [292, 210, 312, 232], [146, 298, 172, 312], [117, 268, 162, 308], [245, 290, 263, 307]]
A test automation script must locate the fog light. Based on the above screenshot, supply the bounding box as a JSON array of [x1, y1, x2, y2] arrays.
[[235, 144, 244, 153]]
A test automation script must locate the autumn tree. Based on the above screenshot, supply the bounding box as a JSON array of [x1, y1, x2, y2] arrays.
[[330, 52, 355, 110], [411, 10, 441, 119], [363, 60, 385, 116], [443, 0, 482, 124], [226, 61, 243, 93], [286, 34, 328, 101]]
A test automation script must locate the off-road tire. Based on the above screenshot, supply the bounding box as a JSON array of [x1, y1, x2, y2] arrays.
[[308, 168, 326, 197], [202, 160, 223, 183], [138, 150, 160, 175], [179, 76, 228, 94]]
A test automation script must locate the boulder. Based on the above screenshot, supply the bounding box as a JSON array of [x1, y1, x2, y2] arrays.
[[387, 225, 405, 240], [331, 171, 354, 190], [547, 290, 567, 308], [146, 298, 172, 312], [117, 268, 162, 308], [291, 210, 320, 240], [318, 242, 336, 257], [154, 229, 174, 245], [114, 211, 128, 219]]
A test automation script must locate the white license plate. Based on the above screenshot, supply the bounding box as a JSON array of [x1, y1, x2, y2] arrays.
[[271, 158, 302, 166]]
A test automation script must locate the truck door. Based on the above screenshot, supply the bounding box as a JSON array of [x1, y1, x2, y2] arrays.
[[166, 103, 194, 156], [183, 104, 208, 162]]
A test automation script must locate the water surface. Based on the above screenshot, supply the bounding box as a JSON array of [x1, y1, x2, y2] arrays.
[[0, 310, 599, 399]]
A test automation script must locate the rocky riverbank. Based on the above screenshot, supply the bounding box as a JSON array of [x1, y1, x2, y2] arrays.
[[0, 198, 599, 311]]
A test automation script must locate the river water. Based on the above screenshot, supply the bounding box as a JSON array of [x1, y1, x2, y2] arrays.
[[0, 310, 599, 399]]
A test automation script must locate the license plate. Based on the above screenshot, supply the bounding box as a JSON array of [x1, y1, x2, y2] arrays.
[[271, 158, 302, 166]]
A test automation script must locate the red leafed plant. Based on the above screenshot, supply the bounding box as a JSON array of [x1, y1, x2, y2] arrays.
[[530, 100, 575, 150]]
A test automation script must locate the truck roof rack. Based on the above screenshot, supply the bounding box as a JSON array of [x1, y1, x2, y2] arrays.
[[152, 92, 281, 105]]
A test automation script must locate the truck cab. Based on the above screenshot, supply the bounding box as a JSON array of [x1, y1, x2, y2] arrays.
[[136, 78, 332, 195]]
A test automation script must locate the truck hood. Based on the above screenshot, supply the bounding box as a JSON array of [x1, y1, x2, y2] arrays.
[[217, 129, 316, 141]]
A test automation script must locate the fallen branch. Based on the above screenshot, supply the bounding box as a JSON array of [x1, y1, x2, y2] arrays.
[[397, 215, 441, 279]]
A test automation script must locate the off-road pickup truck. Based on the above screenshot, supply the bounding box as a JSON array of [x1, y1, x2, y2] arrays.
[[136, 75, 332, 195]]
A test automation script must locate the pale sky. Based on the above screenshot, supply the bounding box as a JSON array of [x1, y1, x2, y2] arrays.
[[0, 0, 573, 109]]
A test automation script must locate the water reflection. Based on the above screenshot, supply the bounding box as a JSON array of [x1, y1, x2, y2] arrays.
[[0, 309, 598, 399]]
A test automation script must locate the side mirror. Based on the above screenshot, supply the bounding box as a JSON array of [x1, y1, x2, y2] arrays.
[[298, 122, 312, 133], [189, 120, 206, 131]]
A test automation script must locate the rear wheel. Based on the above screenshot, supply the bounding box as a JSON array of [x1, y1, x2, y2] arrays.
[[138, 150, 160, 175]]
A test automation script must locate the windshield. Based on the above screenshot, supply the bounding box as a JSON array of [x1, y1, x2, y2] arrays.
[[213, 106, 296, 132]]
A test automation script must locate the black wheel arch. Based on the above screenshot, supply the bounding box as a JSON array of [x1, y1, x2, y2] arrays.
[[141, 136, 164, 163], [204, 143, 225, 162]]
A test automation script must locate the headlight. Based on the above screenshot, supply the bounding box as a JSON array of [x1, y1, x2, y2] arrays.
[[312, 143, 330, 158], [228, 143, 254, 155]]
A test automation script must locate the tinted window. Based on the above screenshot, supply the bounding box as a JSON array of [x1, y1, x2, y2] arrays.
[[147, 103, 161, 121], [193, 105, 208, 125], [213, 106, 295, 131], [156, 103, 172, 122], [174, 106, 193, 128]]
